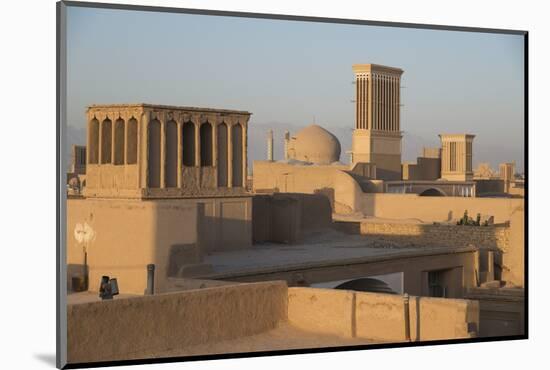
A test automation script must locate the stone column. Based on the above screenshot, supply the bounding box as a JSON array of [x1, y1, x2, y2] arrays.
[[212, 117, 219, 188], [159, 114, 166, 189], [227, 120, 233, 188], [243, 121, 248, 187], [139, 111, 148, 189], [195, 120, 201, 167], [98, 116, 103, 165], [111, 114, 116, 164], [123, 113, 128, 165], [86, 114, 91, 165], [177, 119, 183, 188]]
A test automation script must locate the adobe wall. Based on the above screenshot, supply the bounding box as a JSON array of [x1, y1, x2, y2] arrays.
[[67, 281, 288, 364], [193, 196, 253, 253], [68, 196, 252, 293], [357, 222, 509, 249], [252, 161, 362, 213], [67, 198, 198, 295], [252, 193, 332, 244], [464, 287, 524, 336], [288, 287, 478, 341], [359, 193, 524, 224], [502, 207, 525, 287], [475, 179, 505, 195], [416, 157, 440, 180]]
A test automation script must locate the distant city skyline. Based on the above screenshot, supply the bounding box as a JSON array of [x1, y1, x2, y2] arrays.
[[67, 6, 525, 172]]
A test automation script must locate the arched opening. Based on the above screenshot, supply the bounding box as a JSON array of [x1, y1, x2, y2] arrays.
[[147, 119, 161, 188], [113, 118, 125, 165], [200, 122, 213, 166], [182, 121, 195, 167], [165, 120, 178, 187], [88, 118, 99, 164], [217, 123, 228, 187], [126, 117, 138, 164], [334, 278, 397, 294], [231, 123, 243, 187], [419, 188, 445, 196], [100, 119, 112, 164]]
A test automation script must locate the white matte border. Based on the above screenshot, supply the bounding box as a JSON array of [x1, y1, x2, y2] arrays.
[[1, 0, 546, 369]]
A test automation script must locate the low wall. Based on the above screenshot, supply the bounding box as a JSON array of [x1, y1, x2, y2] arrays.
[[357, 222, 509, 249], [358, 193, 524, 224], [67, 281, 288, 364], [465, 287, 524, 337], [288, 287, 479, 342]]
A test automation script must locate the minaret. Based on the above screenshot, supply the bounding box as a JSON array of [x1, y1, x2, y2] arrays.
[[284, 130, 290, 160], [351, 64, 404, 180], [267, 129, 274, 161]]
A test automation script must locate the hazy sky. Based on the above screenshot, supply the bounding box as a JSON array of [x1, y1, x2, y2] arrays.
[[67, 6, 525, 171]]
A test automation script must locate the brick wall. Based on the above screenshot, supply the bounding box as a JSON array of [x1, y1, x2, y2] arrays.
[[357, 222, 509, 249]]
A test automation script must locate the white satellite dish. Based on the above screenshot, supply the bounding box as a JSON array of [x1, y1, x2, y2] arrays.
[[74, 222, 95, 244]]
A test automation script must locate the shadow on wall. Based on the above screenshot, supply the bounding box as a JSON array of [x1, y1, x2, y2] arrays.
[[252, 193, 332, 244], [197, 213, 253, 253], [313, 188, 335, 210], [164, 215, 254, 280]]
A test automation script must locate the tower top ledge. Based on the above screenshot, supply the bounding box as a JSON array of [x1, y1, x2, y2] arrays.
[[352, 64, 404, 75]]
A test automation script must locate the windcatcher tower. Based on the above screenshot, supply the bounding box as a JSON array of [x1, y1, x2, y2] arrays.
[[351, 64, 404, 180], [439, 134, 475, 181]]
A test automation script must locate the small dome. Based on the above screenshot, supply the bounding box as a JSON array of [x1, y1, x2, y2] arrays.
[[288, 124, 341, 165]]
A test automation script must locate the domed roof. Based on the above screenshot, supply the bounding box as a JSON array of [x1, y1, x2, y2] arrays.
[[290, 124, 341, 165]]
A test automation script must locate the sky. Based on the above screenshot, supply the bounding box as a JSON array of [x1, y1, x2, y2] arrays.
[[66, 6, 525, 172]]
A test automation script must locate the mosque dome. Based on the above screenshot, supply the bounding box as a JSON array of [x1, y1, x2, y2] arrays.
[[289, 124, 341, 164]]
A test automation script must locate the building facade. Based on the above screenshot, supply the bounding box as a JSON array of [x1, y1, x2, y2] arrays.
[[85, 104, 251, 199]]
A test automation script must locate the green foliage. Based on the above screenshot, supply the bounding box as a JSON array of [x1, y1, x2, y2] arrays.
[[457, 210, 487, 227]]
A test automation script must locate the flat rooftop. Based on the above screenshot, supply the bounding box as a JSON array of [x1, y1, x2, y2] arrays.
[[87, 103, 251, 115], [199, 229, 476, 279], [141, 322, 379, 360]]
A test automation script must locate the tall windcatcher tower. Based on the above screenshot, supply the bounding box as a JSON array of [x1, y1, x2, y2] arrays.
[[351, 64, 404, 180]]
